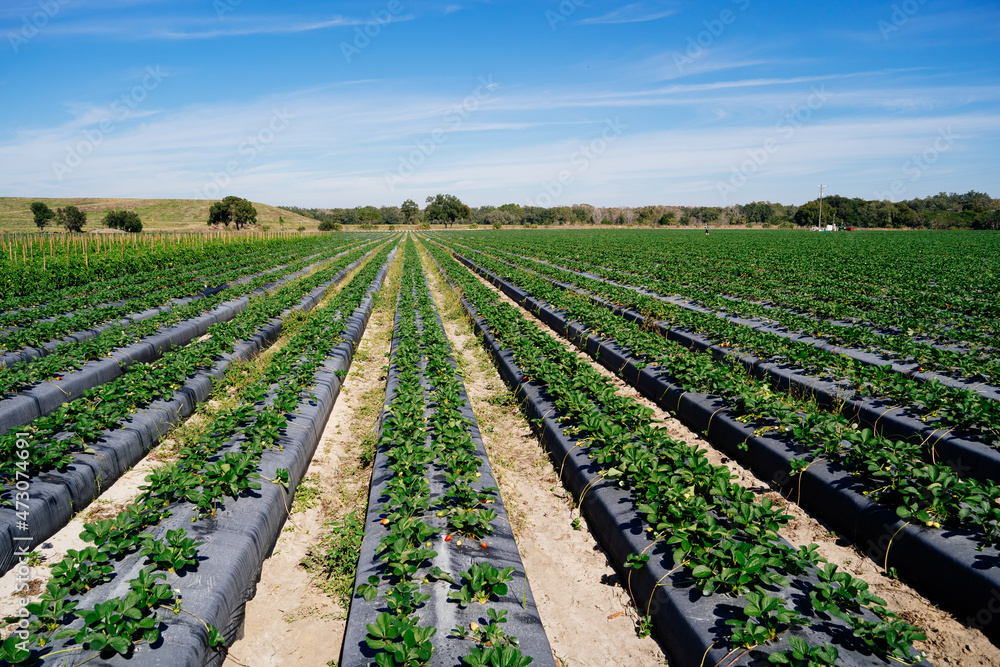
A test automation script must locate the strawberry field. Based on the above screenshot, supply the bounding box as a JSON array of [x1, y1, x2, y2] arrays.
[[1, 229, 999, 666]]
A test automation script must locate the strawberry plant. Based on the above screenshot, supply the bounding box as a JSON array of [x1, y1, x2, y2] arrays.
[[138, 528, 203, 573], [448, 563, 515, 607], [365, 612, 436, 667], [3, 581, 78, 644], [0, 637, 31, 665], [726, 590, 806, 648], [446, 507, 498, 539], [453, 608, 533, 666], [58, 572, 173, 656], [769, 637, 839, 666], [48, 547, 114, 594]]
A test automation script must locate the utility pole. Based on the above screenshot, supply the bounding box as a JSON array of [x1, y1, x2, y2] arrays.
[[818, 185, 825, 228]]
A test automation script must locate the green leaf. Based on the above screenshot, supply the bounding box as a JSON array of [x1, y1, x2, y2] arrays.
[[691, 564, 713, 578], [108, 636, 132, 655]]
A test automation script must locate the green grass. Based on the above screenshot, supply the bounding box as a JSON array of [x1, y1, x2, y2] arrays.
[[0, 197, 319, 233], [301, 509, 366, 606]]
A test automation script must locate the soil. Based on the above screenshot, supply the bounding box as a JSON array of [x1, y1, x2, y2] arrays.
[[441, 241, 1000, 667]]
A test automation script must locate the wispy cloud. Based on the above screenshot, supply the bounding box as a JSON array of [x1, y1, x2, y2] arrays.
[[160, 15, 415, 40], [16, 12, 415, 40], [837, 7, 1000, 46], [577, 3, 677, 25]]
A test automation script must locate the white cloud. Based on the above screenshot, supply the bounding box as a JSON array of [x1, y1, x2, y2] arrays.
[[15, 11, 415, 40], [577, 3, 678, 25]]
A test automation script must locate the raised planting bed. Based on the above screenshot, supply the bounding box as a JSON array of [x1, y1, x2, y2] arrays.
[[341, 239, 554, 667], [422, 239, 930, 667], [0, 245, 384, 578], [0, 245, 396, 667]]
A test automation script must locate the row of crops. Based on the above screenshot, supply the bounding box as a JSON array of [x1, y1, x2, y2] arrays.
[[2, 228, 997, 666], [0, 232, 395, 664]]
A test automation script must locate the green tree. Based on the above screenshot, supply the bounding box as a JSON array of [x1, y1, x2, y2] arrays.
[[30, 202, 55, 231], [973, 210, 1000, 230], [380, 206, 402, 225], [658, 211, 676, 226], [357, 206, 380, 226], [208, 201, 231, 228], [962, 190, 992, 213], [571, 205, 591, 224], [741, 202, 774, 224], [498, 203, 524, 222], [700, 207, 722, 224], [208, 196, 257, 230], [424, 194, 470, 228], [102, 210, 143, 233], [485, 209, 516, 229], [793, 201, 822, 227], [401, 199, 420, 223], [57, 206, 87, 233]]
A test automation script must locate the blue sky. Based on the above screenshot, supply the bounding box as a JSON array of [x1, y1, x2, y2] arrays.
[[1, 0, 998, 209]]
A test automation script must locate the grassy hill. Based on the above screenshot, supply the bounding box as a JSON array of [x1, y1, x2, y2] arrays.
[[0, 197, 319, 233]]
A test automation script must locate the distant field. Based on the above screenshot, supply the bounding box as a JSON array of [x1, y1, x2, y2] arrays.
[[0, 197, 319, 233]]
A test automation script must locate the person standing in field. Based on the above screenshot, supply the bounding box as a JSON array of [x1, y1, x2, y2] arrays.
[[705, 224, 709, 235]]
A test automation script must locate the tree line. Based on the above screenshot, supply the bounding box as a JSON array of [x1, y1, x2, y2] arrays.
[[282, 190, 998, 230], [25, 190, 997, 234]]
